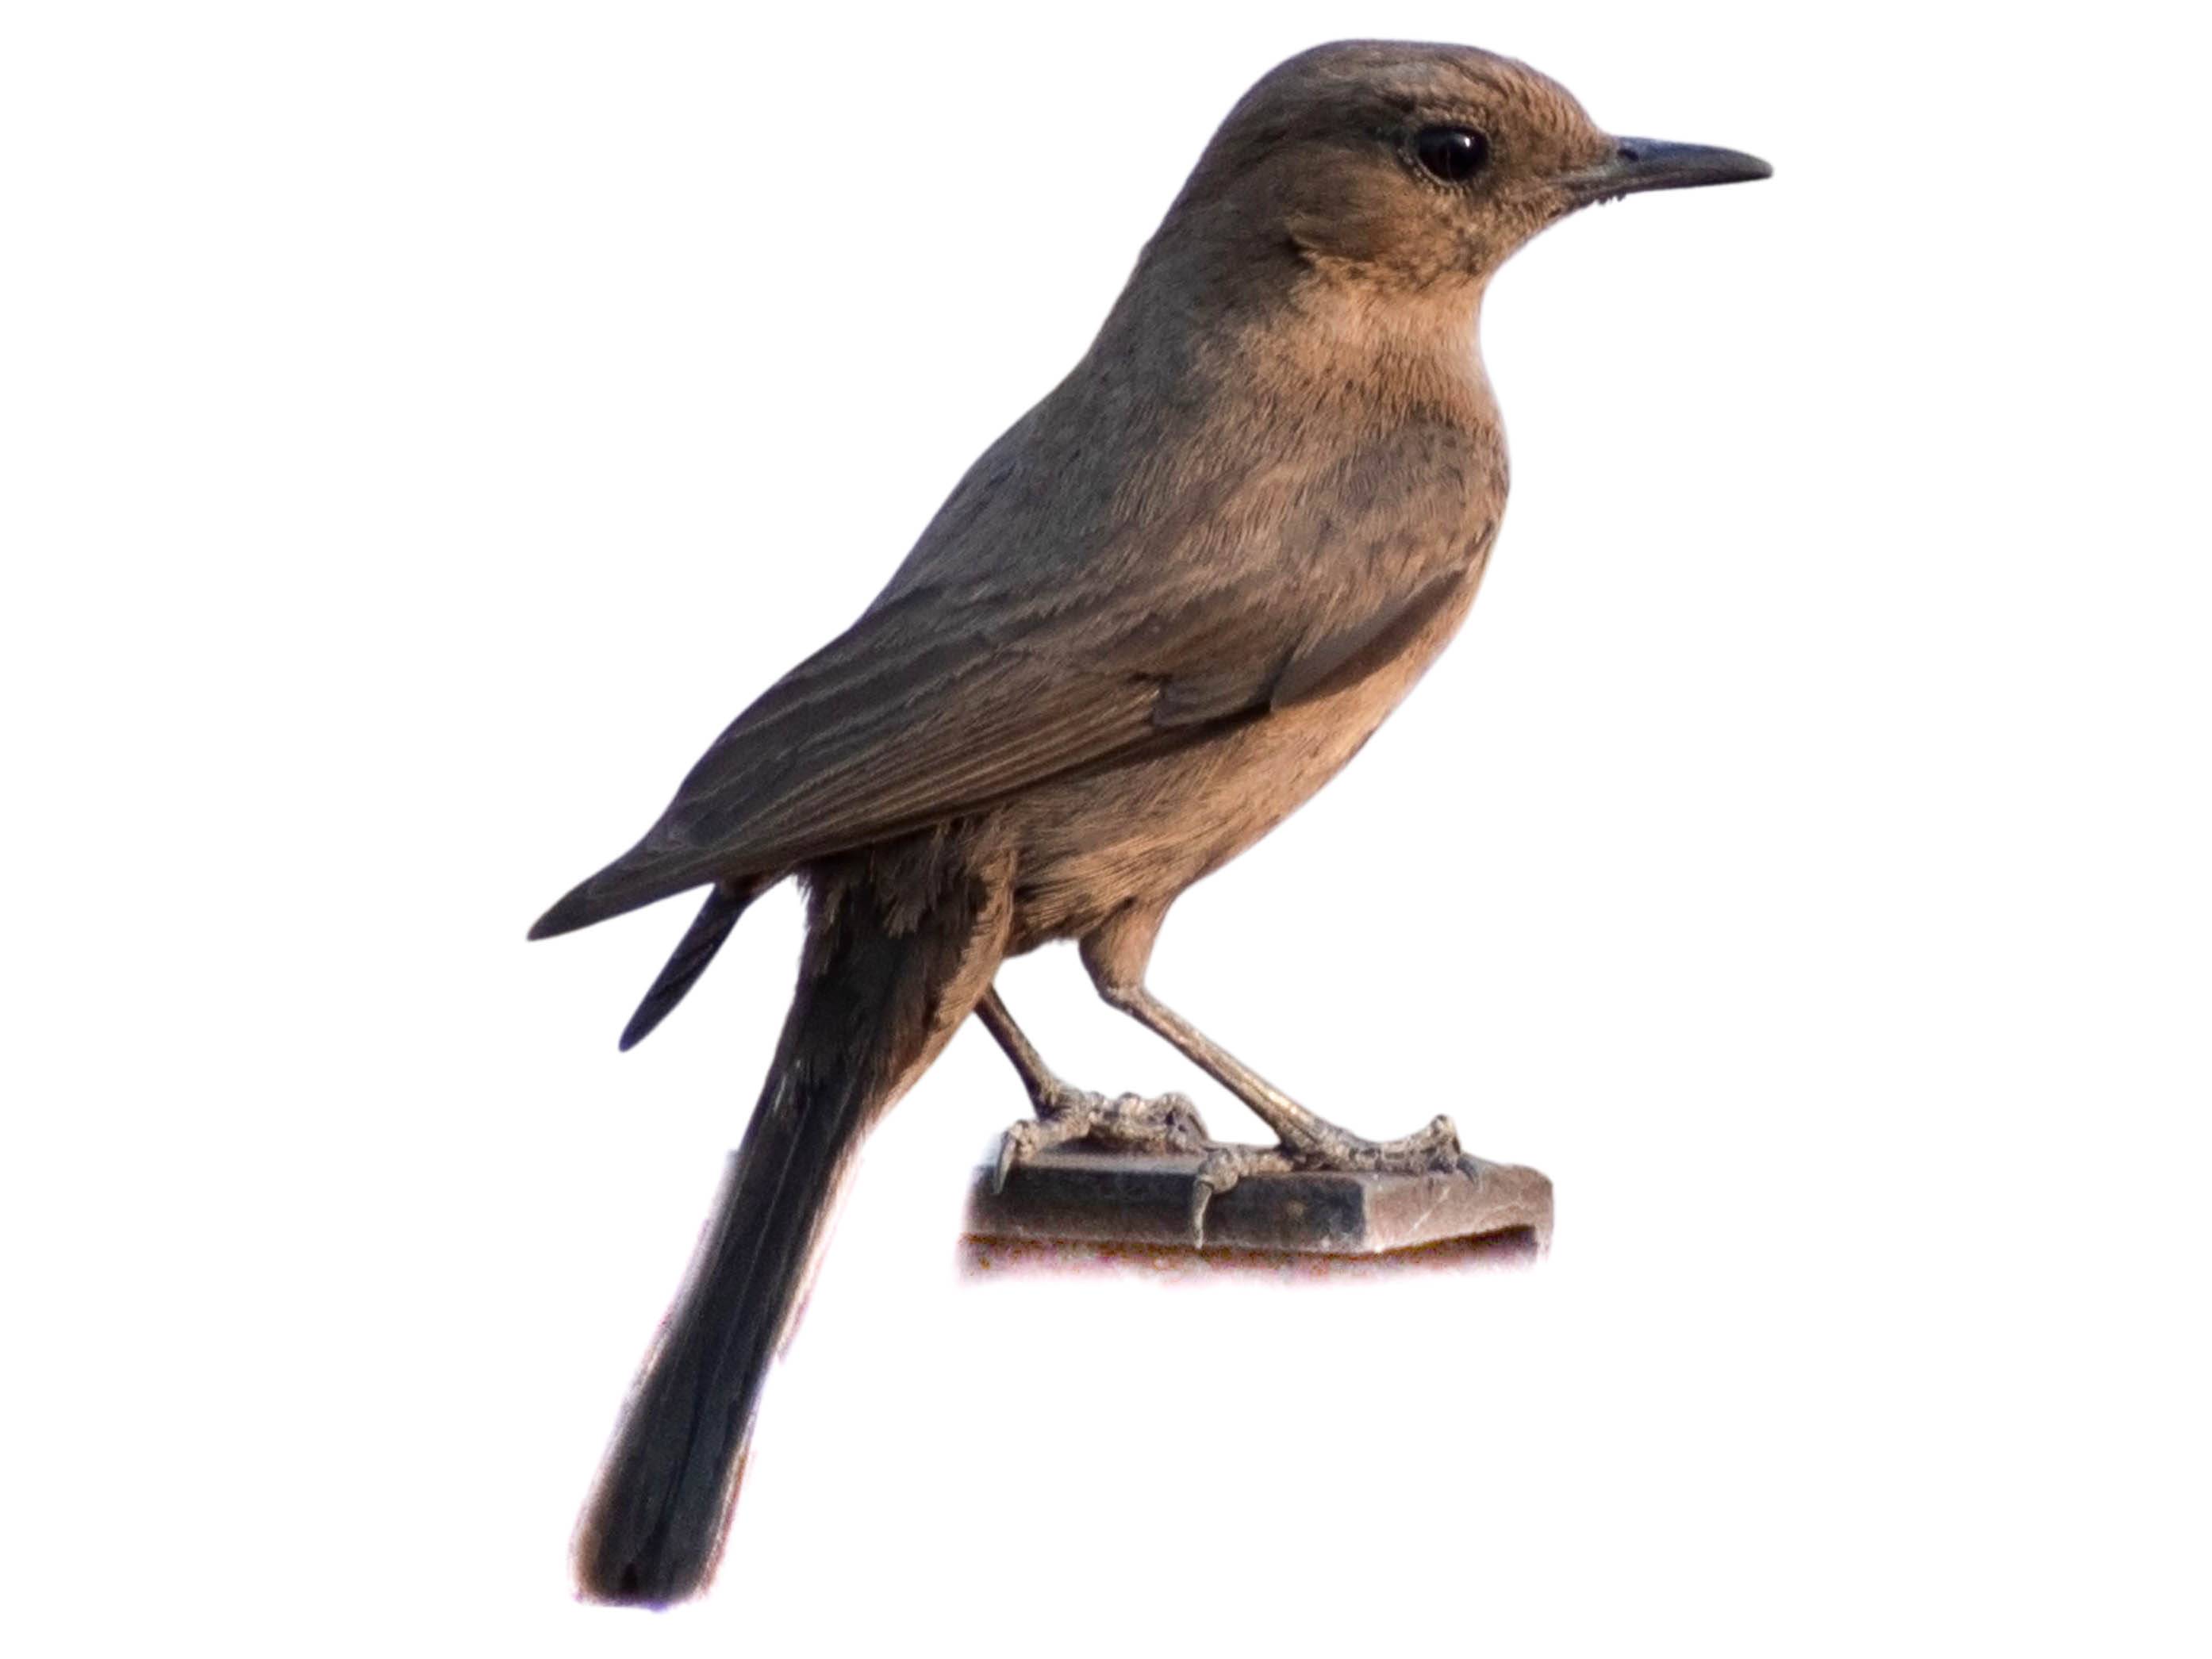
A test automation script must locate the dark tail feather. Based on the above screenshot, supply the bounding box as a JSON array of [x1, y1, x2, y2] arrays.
[[618, 878, 766, 1052], [573, 861, 1004, 1607], [529, 837, 733, 942]]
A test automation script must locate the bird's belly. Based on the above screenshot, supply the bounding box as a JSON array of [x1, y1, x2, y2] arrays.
[[1003, 575, 1480, 950]]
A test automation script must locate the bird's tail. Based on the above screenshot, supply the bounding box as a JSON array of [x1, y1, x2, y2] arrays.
[[573, 854, 1007, 1606], [617, 878, 768, 1052]]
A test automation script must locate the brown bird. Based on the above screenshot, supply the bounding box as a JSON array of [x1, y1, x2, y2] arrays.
[[532, 39, 1768, 1606]]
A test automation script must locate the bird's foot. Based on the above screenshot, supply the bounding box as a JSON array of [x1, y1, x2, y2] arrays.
[[1187, 1116, 1477, 1246], [991, 1085, 1213, 1194]]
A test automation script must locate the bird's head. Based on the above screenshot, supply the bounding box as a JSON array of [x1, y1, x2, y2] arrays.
[[1150, 40, 1768, 305]]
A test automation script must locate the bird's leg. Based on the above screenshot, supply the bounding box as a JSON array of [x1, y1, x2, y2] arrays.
[[1096, 979, 1476, 1226], [977, 988, 1212, 1192]]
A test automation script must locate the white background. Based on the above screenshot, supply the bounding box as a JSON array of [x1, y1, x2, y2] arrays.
[[5, 2, 2206, 1654]]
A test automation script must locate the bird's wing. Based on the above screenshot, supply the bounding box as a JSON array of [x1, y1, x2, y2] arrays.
[[532, 439, 1494, 938]]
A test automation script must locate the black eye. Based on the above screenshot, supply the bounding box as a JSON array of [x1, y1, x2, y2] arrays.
[[1413, 126, 1490, 184]]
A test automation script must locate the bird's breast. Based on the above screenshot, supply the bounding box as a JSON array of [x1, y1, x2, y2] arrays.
[[1004, 534, 1494, 950]]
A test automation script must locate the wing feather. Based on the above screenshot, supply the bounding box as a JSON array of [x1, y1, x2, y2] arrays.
[[529, 430, 1494, 940]]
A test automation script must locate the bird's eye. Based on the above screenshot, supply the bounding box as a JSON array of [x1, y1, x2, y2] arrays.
[[1413, 126, 1491, 184]]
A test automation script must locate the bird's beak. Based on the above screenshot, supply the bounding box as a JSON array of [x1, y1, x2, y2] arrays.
[[1560, 137, 1772, 205]]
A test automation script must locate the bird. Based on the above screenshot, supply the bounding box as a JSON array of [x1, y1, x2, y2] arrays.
[[531, 39, 1768, 1607]]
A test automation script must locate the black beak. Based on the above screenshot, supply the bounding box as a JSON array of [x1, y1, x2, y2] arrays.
[[1561, 137, 1772, 205]]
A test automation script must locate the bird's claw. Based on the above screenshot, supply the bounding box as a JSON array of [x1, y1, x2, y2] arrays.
[[1190, 1153, 1238, 1247], [991, 1089, 1216, 1196], [991, 1120, 1041, 1195], [1187, 1142, 1296, 1246], [1294, 1112, 1468, 1175]]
